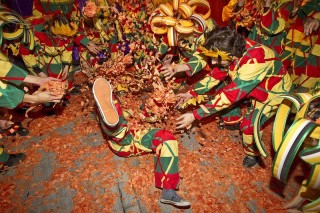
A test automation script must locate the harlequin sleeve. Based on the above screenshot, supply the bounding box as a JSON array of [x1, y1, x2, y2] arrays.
[[185, 53, 207, 76], [188, 67, 228, 97], [0, 61, 28, 85], [193, 59, 272, 120], [0, 82, 25, 109]]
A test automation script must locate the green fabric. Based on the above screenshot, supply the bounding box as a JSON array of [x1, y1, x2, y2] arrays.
[[80, 36, 90, 47], [154, 156, 179, 174], [0, 83, 25, 109], [2, 62, 28, 86], [0, 147, 10, 163], [141, 128, 160, 149]]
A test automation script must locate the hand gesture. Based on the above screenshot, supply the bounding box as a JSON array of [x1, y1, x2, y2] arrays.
[[176, 92, 193, 107], [176, 112, 196, 129], [160, 64, 176, 80], [304, 18, 320, 36], [35, 91, 64, 104], [87, 41, 100, 54]]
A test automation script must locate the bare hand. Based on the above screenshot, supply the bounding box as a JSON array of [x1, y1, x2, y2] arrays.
[[162, 54, 174, 65], [87, 41, 100, 54], [160, 64, 176, 80], [304, 18, 320, 35], [176, 112, 195, 129], [176, 92, 193, 107], [35, 91, 64, 104], [59, 65, 69, 81]]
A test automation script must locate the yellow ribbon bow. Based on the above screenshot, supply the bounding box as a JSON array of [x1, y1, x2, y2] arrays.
[[150, 0, 211, 46]]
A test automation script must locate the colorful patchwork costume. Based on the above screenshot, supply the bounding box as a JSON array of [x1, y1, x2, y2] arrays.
[[19, 25, 75, 81], [248, 0, 293, 56], [281, 0, 320, 92], [190, 38, 292, 157], [0, 61, 28, 109], [93, 78, 180, 190]]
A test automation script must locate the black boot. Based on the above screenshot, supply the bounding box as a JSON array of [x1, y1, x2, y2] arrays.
[[243, 155, 259, 167]]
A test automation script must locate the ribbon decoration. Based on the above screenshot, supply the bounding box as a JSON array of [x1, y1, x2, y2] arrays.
[[150, 0, 211, 46], [0, 6, 34, 61], [254, 93, 320, 210]]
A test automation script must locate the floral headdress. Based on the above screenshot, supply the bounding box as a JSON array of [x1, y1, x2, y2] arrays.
[[198, 46, 232, 60]]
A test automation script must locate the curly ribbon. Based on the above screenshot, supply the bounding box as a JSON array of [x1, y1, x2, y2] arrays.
[[150, 0, 211, 46], [254, 93, 320, 210]]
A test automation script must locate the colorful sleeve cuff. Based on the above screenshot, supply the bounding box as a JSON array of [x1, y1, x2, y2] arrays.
[[185, 64, 193, 77], [189, 89, 198, 97]]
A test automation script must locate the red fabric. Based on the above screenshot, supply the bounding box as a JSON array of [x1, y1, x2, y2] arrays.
[[155, 172, 180, 189]]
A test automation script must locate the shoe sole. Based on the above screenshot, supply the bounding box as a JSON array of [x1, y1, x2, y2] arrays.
[[93, 78, 119, 127], [160, 198, 190, 207]]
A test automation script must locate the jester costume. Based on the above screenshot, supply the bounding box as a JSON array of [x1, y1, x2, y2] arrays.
[[190, 38, 292, 157], [29, 0, 98, 70], [280, 0, 320, 92], [248, 0, 293, 56], [93, 78, 180, 190], [0, 6, 34, 109], [19, 24, 76, 86]]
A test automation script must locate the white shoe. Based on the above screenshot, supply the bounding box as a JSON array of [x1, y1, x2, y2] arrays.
[[92, 78, 119, 127]]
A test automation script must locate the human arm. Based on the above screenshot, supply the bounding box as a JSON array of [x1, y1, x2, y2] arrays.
[[192, 51, 272, 120], [23, 91, 63, 104], [175, 112, 196, 129], [304, 14, 320, 36]]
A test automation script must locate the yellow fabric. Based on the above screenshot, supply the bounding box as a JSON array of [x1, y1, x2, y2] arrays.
[[0, 61, 13, 78], [222, 0, 238, 22]]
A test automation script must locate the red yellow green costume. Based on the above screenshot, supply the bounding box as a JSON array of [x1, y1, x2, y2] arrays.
[[98, 98, 180, 189], [0, 61, 28, 109], [19, 30, 75, 80], [281, 0, 320, 92], [248, 0, 293, 55], [190, 39, 292, 156]]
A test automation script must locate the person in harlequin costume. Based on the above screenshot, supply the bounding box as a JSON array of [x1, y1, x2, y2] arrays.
[[175, 27, 292, 167], [29, 0, 100, 78], [92, 78, 190, 207], [0, 5, 64, 174], [245, 0, 294, 56], [280, 0, 320, 92], [19, 14, 80, 91]]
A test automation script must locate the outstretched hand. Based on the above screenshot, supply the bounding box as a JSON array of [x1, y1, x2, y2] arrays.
[[304, 18, 320, 35], [160, 64, 176, 80], [87, 41, 100, 54], [175, 112, 195, 129], [35, 91, 64, 104], [175, 92, 193, 108]]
